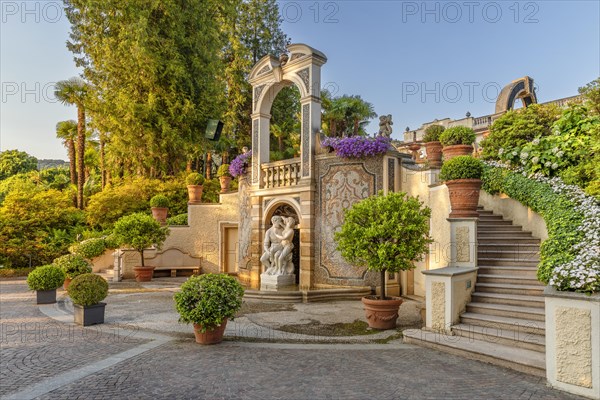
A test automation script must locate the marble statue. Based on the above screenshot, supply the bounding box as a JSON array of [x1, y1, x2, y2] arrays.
[[273, 216, 295, 275], [260, 215, 295, 276], [378, 114, 393, 137]]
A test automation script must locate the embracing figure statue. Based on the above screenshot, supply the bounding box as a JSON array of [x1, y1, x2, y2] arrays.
[[260, 216, 295, 276]]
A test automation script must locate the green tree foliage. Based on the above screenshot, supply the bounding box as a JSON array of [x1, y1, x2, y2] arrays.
[[55, 120, 78, 184], [112, 213, 169, 267], [0, 150, 37, 180], [270, 86, 301, 160], [321, 92, 377, 137], [579, 77, 600, 115], [0, 186, 84, 268], [335, 192, 432, 299]]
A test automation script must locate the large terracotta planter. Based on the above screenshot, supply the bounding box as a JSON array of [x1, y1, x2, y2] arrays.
[[63, 278, 72, 290], [193, 319, 228, 345], [133, 266, 155, 282], [442, 144, 473, 160], [361, 296, 403, 330], [151, 207, 168, 225], [219, 176, 232, 193], [187, 185, 203, 204], [424, 141, 443, 168], [446, 178, 482, 218]]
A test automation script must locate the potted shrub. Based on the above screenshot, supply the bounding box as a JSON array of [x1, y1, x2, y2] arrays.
[[439, 155, 484, 218], [335, 192, 432, 330], [69, 238, 107, 261], [217, 164, 232, 193], [67, 273, 109, 326], [174, 273, 244, 344], [53, 254, 92, 290], [186, 172, 205, 204], [439, 126, 476, 160], [26, 265, 66, 304], [112, 212, 169, 282], [422, 124, 445, 168], [149, 194, 170, 225]]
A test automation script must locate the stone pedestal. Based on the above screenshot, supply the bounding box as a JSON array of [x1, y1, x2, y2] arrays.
[[260, 274, 296, 291], [447, 217, 477, 268]]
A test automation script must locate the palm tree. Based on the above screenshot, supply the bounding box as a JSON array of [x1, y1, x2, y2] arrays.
[[55, 77, 88, 209], [55, 120, 77, 185], [321, 93, 377, 137]]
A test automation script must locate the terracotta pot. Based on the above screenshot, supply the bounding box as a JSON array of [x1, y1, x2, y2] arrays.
[[442, 144, 473, 160], [187, 185, 203, 204], [193, 319, 228, 345], [133, 266, 155, 282], [446, 178, 482, 218], [219, 176, 232, 193], [63, 278, 72, 290], [361, 296, 403, 330], [151, 207, 168, 225], [424, 141, 443, 168]]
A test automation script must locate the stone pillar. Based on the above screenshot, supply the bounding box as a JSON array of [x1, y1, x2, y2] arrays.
[[299, 95, 321, 183], [447, 217, 477, 268], [250, 113, 271, 187], [545, 287, 600, 399], [299, 189, 315, 291], [422, 266, 478, 333]]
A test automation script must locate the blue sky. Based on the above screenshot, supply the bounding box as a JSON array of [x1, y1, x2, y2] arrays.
[[1, 0, 599, 160]]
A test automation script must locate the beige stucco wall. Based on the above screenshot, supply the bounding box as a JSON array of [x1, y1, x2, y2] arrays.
[[479, 191, 548, 241], [90, 249, 115, 273], [431, 281, 446, 330]]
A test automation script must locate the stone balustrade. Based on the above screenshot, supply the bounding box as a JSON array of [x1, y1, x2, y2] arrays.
[[261, 158, 301, 188]]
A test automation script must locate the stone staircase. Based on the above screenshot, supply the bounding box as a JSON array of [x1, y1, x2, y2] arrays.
[[404, 207, 546, 376]]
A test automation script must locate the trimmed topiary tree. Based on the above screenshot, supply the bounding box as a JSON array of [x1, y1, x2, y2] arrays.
[[186, 172, 205, 186], [149, 194, 170, 208], [440, 155, 484, 181], [217, 164, 231, 178], [423, 124, 445, 143], [67, 273, 109, 306], [439, 126, 476, 146], [112, 212, 169, 267], [53, 254, 92, 280], [27, 265, 66, 291], [69, 238, 107, 260], [335, 191, 432, 300]]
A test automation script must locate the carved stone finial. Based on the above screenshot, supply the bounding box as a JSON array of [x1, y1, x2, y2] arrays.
[[279, 53, 289, 67], [378, 114, 393, 138], [466, 111, 471, 118]]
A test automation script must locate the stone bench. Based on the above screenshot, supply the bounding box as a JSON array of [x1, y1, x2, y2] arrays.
[[153, 266, 201, 278]]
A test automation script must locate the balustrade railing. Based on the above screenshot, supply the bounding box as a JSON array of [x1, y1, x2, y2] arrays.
[[260, 158, 301, 188]]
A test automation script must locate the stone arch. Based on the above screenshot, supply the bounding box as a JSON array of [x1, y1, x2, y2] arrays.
[[249, 43, 327, 185], [263, 198, 302, 228], [495, 76, 538, 113]]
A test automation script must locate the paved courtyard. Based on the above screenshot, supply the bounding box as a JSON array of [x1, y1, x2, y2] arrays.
[[0, 278, 583, 400]]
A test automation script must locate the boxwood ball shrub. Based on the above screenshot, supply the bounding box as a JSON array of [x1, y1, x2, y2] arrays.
[[186, 172, 205, 186], [69, 238, 107, 260], [440, 156, 484, 181], [166, 213, 188, 226], [174, 273, 244, 332], [112, 212, 168, 267], [149, 194, 170, 208], [67, 273, 109, 306], [422, 124, 445, 142], [439, 126, 476, 146], [217, 164, 231, 178], [27, 265, 66, 291], [53, 254, 92, 279]]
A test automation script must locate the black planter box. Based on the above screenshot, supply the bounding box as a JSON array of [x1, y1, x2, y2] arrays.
[[36, 289, 57, 304], [74, 302, 106, 326]]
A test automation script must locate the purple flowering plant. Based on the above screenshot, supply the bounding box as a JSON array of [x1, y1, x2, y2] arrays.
[[229, 150, 252, 177], [322, 135, 391, 158]]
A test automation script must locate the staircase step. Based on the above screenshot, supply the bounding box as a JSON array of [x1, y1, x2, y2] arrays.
[[478, 231, 533, 238], [477, 243, 540, 250], [477, 250, 540, 262], [475, 282, 544, 295], [477, 258, 539, 267], [466, 302, 545, 321], [477, 274, 543, 286], [460, 312, 545, 336], [452, 323, 545, 352], [478, 223, 522, 230], [403, 329, 545, 377], [471, 292, 545, 308], [477, 266, 538, 277], [478, 237, 540, 245]]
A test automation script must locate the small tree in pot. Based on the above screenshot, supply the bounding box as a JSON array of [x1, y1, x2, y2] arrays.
[[440, 155, 484, 218], [53, 254, 92, 290], [174, 273, 244, 344], [186, 172, 205, 203], [439, 126, 476, 160], [112, 212, 169, 282], [26, 265, 66, 304], [68, 273, 109, 326], [422, 124, 445, 168], [335, 192, 432, 330], [217, 164, 232, 193], [149, 194, 170, 225]]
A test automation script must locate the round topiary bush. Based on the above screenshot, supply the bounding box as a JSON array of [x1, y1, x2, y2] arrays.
[[112, 212, 168, 267], [27, 265, 66, 291], [217, 164, 231, 178], [186, 172, 205, 186], [174, 273, 244, 332], [440, 155, 484, 181], [69, 238, 107, 260], [439, 126, 476, 146], [422, 124, 445, 142], [53, 254, 92, 279], [150, 194, 170, 208], [67, 273, 109, 306], [166, 213, 188, 226]]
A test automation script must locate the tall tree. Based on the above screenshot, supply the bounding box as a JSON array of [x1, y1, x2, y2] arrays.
[[322, 93, 377, 137], [55, 120, 77, 184], [0, 150, 37, 180], [55, 77, 88, 209]]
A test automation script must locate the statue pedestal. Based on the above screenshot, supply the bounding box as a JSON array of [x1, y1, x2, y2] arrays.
[[260, 273, 296, 291]]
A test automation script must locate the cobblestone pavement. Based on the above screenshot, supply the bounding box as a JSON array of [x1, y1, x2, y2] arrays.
[[1, 279, 583, 400]]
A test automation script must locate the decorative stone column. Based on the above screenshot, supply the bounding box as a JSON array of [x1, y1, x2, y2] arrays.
[[447, 217, 477, 268]]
